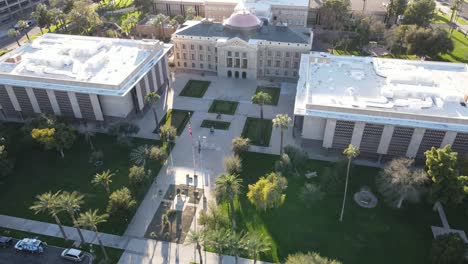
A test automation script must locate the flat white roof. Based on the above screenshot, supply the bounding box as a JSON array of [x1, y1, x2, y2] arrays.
[[0, 34, 172, 96], [295, 52, 468, 132], [205, 0, 308, 8]]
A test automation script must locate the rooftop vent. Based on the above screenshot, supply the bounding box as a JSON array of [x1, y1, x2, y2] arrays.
[[5, 55, 21, 63]]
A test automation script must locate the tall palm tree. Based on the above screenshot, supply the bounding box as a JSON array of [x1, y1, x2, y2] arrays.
[[272, 114, 292, 156], [17, 20, 30, 40], [58, 191, 86, 244], [243, 233, 270, 264], [185, 230, 204, 264], [8, 29, 21, 47], [76, 209, 109, 261], [214, 174, 242, 230], [30, 191, 68, 240], [92, 170, 114, 194], [339, 144, 360, 222], [145, 92, 161, 133], [251, 91, 272, 120]]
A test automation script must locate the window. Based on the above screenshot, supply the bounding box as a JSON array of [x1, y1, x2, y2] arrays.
[[293, 71, 297, 77], [199, 54, 203, 61], [208, 64, 212, 69], [191, 54, 195, 60], [285, 61, 289, 68], [177, 62, 180, 67], [294, 61, 299, 69], [267, 51, 272, 56], [199, 45, 203, 50], [190, 45, 194, 50], [182, 44, 186, 49], [215, 47, 217, 53], [275, 60, 280, 67], [228, 51, 232, 56], [266, 69, 270, 74], [235, 52, 239, 57], [276, 51, 281, 57], [207, 46, 211, 51], [176, 53, 180, 59], [192, 63, 195, 68], [208, 55, 211, 61], [267, 60, 271, 67], [275, 70, 279, 75], [183, 53, 187, 60], [242, 52, 247, 58], [259, 60, 263, 67], [200, 63, 204, 69], [227, 58, 233, 67], [294, 52, 300, 58], [259, 50, 263, 56], [184, 62, 187, 67], [242, 59, 247, 69], [235, 58, 240, 68], [284, 71, 288, 76], [285, 52, 290, 57], [215, 56, 218, 63]]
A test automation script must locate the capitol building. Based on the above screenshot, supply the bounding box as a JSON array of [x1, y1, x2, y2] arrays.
[[172, 8, 313, 80]]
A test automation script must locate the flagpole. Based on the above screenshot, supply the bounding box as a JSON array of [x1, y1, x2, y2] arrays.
[[188, 112, 196, 177]]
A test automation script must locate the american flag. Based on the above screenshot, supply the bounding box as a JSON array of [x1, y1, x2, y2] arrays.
[[188, 122, 192, 137]]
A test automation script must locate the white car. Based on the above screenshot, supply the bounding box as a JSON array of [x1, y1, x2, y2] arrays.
[[61, 248, 85, 262]]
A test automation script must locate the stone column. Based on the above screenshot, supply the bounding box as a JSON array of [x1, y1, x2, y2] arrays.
[[89, 94, 104, 121], [440, 131, 457, 148], [158, 61, 164, 87], [143, 74, 151, 95], [4, 85, 21, 111], [67, 92, 82, 119], [350, 121, 365, 148], [406, 128, 425, 158], [164, 56, 173, 88], [150, 67, 158, 92], [322, 119, 336, 148], [25, 87, 41, 113], [377, 125, 395, 155], [46, 90, 61, 115], [135, 84, 144, 110]]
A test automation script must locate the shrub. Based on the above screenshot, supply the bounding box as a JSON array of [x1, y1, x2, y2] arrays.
[[128, 165, 149, 186], [247, 172, 288, 211], [284, 145, 309, 171], [108, 122, 140, 147], [89, 150, 104, 167], [285, 252, 342, 264], [0, 145, 13, 178], [106, 187, 137, 217], [320, 161, 347, 194], [275, 153, 292, 175], [301, 183, 324, 206], [231, 137, 250, 154], [223, 155, 242, 174], [430, 233, 465, 264], [150, 145, 167, 163]]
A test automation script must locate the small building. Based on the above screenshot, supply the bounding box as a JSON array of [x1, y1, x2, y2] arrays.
[[0, 0, 46, 23], [294, 52, 468, 161], [0, 34, 172, 123], [135, 15, 177, 40], [172, 10, 312, 80]]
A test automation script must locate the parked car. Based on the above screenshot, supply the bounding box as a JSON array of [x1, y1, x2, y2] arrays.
[[61, 248, 85, 262], [13, 20, 33, 30], [14, 238, 46, 253], [0, 236, 13, 248]]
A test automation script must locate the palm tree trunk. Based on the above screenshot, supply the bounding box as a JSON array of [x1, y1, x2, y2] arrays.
[[197, 243, 203, 264], [235, 255, 239, 264], [39, 27, 43, 34], [54, 214, 68, 239], [339, 158, 352, 222], [25, 32, 30, 41], [105, 185, 110, 194], [15, 38, 20, 47], [260, 104, 264, 120], [219, 254, 223, 264], [254, 253, 257, 264], [229, 199, 236, 230], [95, 231, 109, 261], [89, 138, 94, 151], [70, 213, 86, 244], [59, 148, 65, 158], [279, 129, 284, 155], [153, 107, 159, 131]]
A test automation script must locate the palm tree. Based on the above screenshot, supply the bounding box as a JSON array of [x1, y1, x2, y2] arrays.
[[145, 92, 161, 133], [272, 114, 292, 156], [206, 228, 230, 263], [92, 170, 114, 194], [226, 231, 245, 264], [76, 209, 109, 261], [58, 191, 86, 244], [252, 91, 272, 120], [129, 144, 151, 167], [17, 20, 30, 40], [151, 14, 168, 38], [214, 174, 242, 230], [339, 144, 360, 222], [8, 29, 21, 47], [243, 233, 270, 264], [30, 191, 68, 240], [159, 124, 177, 143], [185, 230, 204, 264]]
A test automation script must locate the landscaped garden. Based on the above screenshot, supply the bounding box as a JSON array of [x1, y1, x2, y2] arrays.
[[201, 120, 231, 130], [221, 151, 468, 263], [253, 86, 280, 106], [0, 227, 123, 263], [179, 80, 211, 98], [208, 100, 239, 115], [0, 122, 164, 235], [241, 117, 272, 147], [157, 109, 193, 135]]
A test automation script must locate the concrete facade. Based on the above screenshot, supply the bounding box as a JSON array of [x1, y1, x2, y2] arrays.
[[0, 0, 46, 23]]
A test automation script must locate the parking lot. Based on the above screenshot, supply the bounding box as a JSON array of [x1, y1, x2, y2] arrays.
[[0, 240, 92, 264]]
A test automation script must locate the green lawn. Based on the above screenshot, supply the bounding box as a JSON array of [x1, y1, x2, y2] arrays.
[[179, 80, 211, 98], [0, 227, 123, 263], [200, 120, 231, 130], [227, 152, 468, 263], [157, 109, 193, 136], [208, 100, 239, 115], [433, 11, 468, 25], [253, 86, 280, 106], [241, 117, 272, 147], [439, 29, 468, 63], [0, 123, 163, 235]]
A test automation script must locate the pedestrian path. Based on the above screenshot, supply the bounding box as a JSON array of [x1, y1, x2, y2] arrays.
[[0, 214, 269, 264]]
